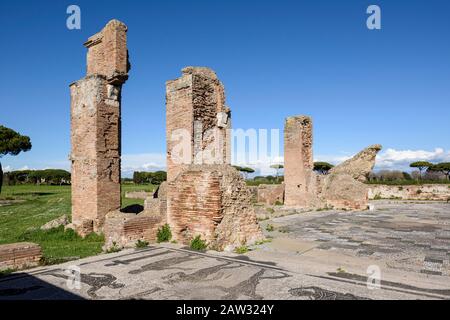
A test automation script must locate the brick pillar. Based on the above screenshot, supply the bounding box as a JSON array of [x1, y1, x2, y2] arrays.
[[70, 20, 129, 235], [284, 115, 318, 207], [166, 67, 231, 183]]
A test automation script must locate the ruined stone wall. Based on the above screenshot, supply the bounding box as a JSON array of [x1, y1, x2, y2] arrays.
[[104, 211, 165, 249], [0, 243, 42, 271], [283, 116, 380, 211], [257, 184, 285, 205], [166, 67, 230, 183], [168, 165, 263, 250], [166, 67, 262, 250], [329, 144, 382, 182], [70, 20, 128, 236], [284, 116, 318, 207], [368, 184, 450, 201]]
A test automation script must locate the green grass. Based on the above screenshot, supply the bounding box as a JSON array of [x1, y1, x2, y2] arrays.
[[0, 184, 156, 264], [190, 235, 208, 251], [234, 246, 249, 254], [121, 184, 156, 208]]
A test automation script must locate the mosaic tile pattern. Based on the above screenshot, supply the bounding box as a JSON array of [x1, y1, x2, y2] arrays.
[[279, 201, 450, 276]]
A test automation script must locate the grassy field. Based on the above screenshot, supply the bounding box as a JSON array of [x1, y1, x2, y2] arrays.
[[0, 184, 156, 265]]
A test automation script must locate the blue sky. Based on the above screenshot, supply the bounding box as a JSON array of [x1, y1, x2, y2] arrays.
[[1, 0, 449, 176]]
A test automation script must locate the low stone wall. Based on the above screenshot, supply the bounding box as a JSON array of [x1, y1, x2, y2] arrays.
[[257, 184, 285, 205], [124, 191, 153, 200], [0, 242, 42, 271], [368, 184, 450, 201], [103, 211, 165, 249]]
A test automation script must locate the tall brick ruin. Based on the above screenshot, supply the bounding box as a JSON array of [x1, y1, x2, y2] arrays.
[[70, 20, 129, 236], [284, 116, 319, 207], [284, 115, 381, 210], [166, 67, 263, 250], [166, 67, 231, 182]]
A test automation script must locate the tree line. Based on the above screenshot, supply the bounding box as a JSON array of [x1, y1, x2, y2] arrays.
[[3, 169, 71, 186], [132, 171, 167, 185]]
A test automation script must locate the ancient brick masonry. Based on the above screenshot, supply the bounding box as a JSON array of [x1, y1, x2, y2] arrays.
[[284, 115, 382, 210], [284, 116, 319, 207], [0, 243, 42, 271], [166, 67, 231, 182], [166, 67, 263, 250], [70, 20, 129, 236]]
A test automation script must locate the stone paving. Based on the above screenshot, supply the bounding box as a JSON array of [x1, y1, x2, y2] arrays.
[[270, 201, 450, 277], [0, 200, 449, 300]]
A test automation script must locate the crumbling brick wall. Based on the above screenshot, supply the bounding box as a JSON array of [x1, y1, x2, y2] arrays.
[[104, 211, 166, 249], [283, 115, 381, 211], [166, 67, 231, 183], [166, 67, 262, 250], [168, 165, 263, 250], [257, 184, 285, 205], [70, 20, 129, 236], [0, 243, 42, 271]]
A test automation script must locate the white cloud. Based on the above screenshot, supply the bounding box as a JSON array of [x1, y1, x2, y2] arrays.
[[374, 148, 450, 171], [316, 147, 450, 172], [2, 165, 12, 172], [121, 153, 166, 177]]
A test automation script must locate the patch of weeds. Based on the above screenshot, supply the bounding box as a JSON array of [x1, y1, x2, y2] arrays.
[[0, 268, 15, 278], [135, 239, 149, 248], [235, 246, 249, 254], [398, 186, 403, 191], [265, 207, 275, 214], [105, 241, 121, 253], [337, 267, 346, 274], [416, 189, 422, 194], [40, 256, 78, 266], [373, 193, 382, 200], [171, 240, 178, 244], [157, 224, 172, 243], [266, 224, 275, 232], [190, 235, 207, 251], [274, 201, 283, 206], [255, 238, 272, 245]]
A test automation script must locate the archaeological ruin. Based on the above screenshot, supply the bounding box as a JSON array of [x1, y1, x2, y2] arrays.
[[69, 21, 262, 250], [69, 20, 129, 236], [165, 67, 263, 250], [68, 19, 381, 251], [283, 115, 382, 210]]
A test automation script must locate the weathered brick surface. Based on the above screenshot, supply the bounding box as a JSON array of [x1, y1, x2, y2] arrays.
[[257, 184, 285, 205], [104, 211, 165, 249], [166, 67, 231, 183], [85, 19, 129, 84], [283, 115, 380, 211], [70, 20, 129, 236], [284, 116, 319, 207], [168, 165, 263, 250], [166, 67, 262, 250], [0, 242, 42, 271], [104, 183, 168, 249]]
